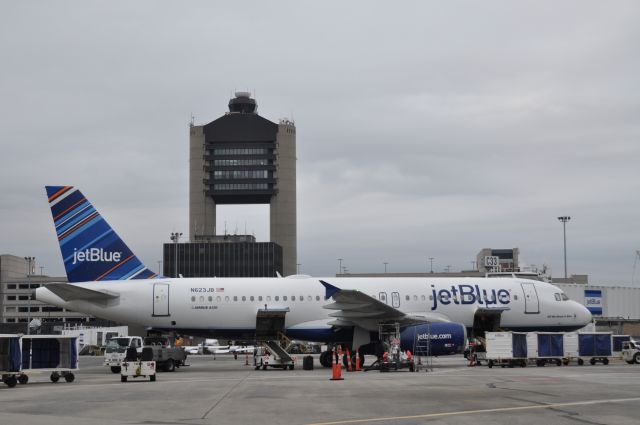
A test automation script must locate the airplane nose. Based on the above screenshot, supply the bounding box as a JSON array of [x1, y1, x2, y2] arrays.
[[575, 302, 592, 325]]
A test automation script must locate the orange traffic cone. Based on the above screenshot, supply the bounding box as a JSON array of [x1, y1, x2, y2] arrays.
[[346, 348, 353, 372], [331, 347, 343, 381], [355, 349, 361, 371]]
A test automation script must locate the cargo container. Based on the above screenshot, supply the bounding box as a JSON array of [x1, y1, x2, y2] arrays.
[[526, 332, 564, 366], [575, 332, 612, 365], [1, 334, 22, 388], [480, 332, 528, 368], [20, 335, 79, 383]]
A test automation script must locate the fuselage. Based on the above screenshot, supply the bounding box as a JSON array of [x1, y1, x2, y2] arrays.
[[36, 276, 592, 341]]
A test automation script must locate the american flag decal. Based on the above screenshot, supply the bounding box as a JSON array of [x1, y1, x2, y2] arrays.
[[216, 288, 225, 292]]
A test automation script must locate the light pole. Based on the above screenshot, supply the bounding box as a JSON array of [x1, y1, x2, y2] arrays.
[[24, 257, 34, 335], [337, 258, 343, 276], [170, 232, 183, 278], [429, 257, 434, 274], [383, 262, 388, 273], [557, 216, 571, 279], [297, 263, 301, 274]]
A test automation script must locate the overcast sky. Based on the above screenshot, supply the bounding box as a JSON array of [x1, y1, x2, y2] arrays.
[[1, 1, 639, 284]]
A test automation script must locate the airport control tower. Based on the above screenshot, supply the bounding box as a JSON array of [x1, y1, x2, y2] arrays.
[[189, 92, 297, 276]]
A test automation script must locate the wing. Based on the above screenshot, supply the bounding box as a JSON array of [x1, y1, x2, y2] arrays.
[[320, 280, 451, 330]]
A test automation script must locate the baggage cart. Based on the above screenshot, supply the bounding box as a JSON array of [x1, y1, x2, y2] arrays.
[[120, 347, 156, 382], [531, 332, 565, 366], [1, 334, 22, 388], [480, 332, 528, 368], [20, 335, 78, 383], [575, 332, 613, 365]]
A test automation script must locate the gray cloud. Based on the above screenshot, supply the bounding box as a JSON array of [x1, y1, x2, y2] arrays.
[[1, 1, 639, 283]]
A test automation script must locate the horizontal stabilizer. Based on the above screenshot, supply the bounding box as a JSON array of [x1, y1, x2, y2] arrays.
[[44, 283, 119, 302]]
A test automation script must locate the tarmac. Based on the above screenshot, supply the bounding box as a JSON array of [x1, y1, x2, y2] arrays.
[[1, 354, 639, 425]]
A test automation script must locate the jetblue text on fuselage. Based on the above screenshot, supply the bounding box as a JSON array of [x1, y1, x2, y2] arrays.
[[72, 248, 121, 265], [430, 284, 510, 310]]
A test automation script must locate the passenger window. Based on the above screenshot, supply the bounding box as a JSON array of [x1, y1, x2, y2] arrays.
[[233, 296, 238, 302], [429, 295, 433, 300], [283, 296, 287, 301], [191, 296, 196, 302], [199, 296, 205, 302], [267, 296, 271, 302], [216, 296, 221, 302], [421, 295, 426, 301], [413, 295, 418, 301], [405, 295, 410, 301], [208, 296, 213, 302], [250, 296, 254, 301], [316, 295, 320, 301], [275, 296, 280, 301], [258, 296, 263, 301], [291, 296, 296, 301], [514, 295, 518, 300], [307, 295, 312, 301], [225, 296, 230, 302]]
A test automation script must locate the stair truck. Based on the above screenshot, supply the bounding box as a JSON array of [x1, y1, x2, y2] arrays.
[[480, 332, 528, 368], [20, 335, 78, 383], [120, 346, 156, 382], [529, 332, 564, 366], [1, 334, 22, 388], [253, 341, 295, 370]]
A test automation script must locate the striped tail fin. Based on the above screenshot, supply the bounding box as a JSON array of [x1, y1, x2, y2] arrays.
[[45, 186, 159, 283]]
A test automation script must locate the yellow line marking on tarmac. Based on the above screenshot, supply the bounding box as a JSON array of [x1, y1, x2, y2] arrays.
[[305, 397, 640, 425]]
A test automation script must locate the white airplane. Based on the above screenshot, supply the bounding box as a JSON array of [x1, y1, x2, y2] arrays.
[[36, 186, 592, 366]]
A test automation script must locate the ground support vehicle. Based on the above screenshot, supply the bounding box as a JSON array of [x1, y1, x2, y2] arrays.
[[573, 332, 613, 365], [143, 337, 188, 372], [104, 336, 144, 373], [253, 341, 295, 370], [528, 332, 564, 367], [1, 334, 22, 388], [120, 347, 156, 382], [621, 341, 640, 364], [612, 335, 631, 358], [20, 335, 78, 384], [378, 351, 415, 372], [480, 332, 528, 368]]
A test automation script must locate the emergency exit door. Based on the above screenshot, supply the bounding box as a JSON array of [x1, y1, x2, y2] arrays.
[[153, 283, 170, 316], [521, 282, 539, 314]]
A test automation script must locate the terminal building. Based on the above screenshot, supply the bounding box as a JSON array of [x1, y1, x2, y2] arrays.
[[185, 92, 296, 277], [0, 255, 93, 332]]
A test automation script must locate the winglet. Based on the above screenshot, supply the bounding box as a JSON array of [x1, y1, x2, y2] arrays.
[[320, 280, 340, 300]]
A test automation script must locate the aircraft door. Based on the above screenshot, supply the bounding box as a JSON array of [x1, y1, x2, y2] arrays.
[[379, 292, 388, 304], [153, 283, 170, 316], [521, 282, 539, 314], [391, 292, 400, 308]]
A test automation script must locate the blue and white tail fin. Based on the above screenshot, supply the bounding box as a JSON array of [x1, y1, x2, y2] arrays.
[[45, 186, 159, 283]]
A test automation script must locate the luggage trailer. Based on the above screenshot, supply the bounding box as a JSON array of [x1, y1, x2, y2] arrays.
[[480, 332, 528, 368], [528, 332, 565, 367], [20, 335, 79, 383], [1, 334, 22, 388], [564, 332, 613, 366]]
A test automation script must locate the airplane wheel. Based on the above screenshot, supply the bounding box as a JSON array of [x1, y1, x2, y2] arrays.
[[18, 375, 29, 385], [64, 373, 75, 383], [50, 372, 60, 383], [111, 366, 121, 374]]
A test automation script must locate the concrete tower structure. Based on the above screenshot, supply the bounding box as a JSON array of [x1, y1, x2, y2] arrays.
[[189, 92, 297, 275]]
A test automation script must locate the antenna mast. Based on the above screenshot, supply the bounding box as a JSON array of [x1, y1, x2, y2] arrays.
[[633, 250, 640, 286]]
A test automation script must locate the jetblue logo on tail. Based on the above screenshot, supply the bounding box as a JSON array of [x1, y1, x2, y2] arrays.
[[72, 248, 122, 265]]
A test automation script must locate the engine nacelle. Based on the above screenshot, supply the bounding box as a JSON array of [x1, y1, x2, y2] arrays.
[[400, 323, 467, 356]]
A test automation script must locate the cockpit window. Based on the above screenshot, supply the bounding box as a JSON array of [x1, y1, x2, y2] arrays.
[[561, 293, 569, 301], [554, 293, 561, 301]]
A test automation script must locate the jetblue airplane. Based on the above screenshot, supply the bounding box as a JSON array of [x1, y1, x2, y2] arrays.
[[36, 186, 592, 366]]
